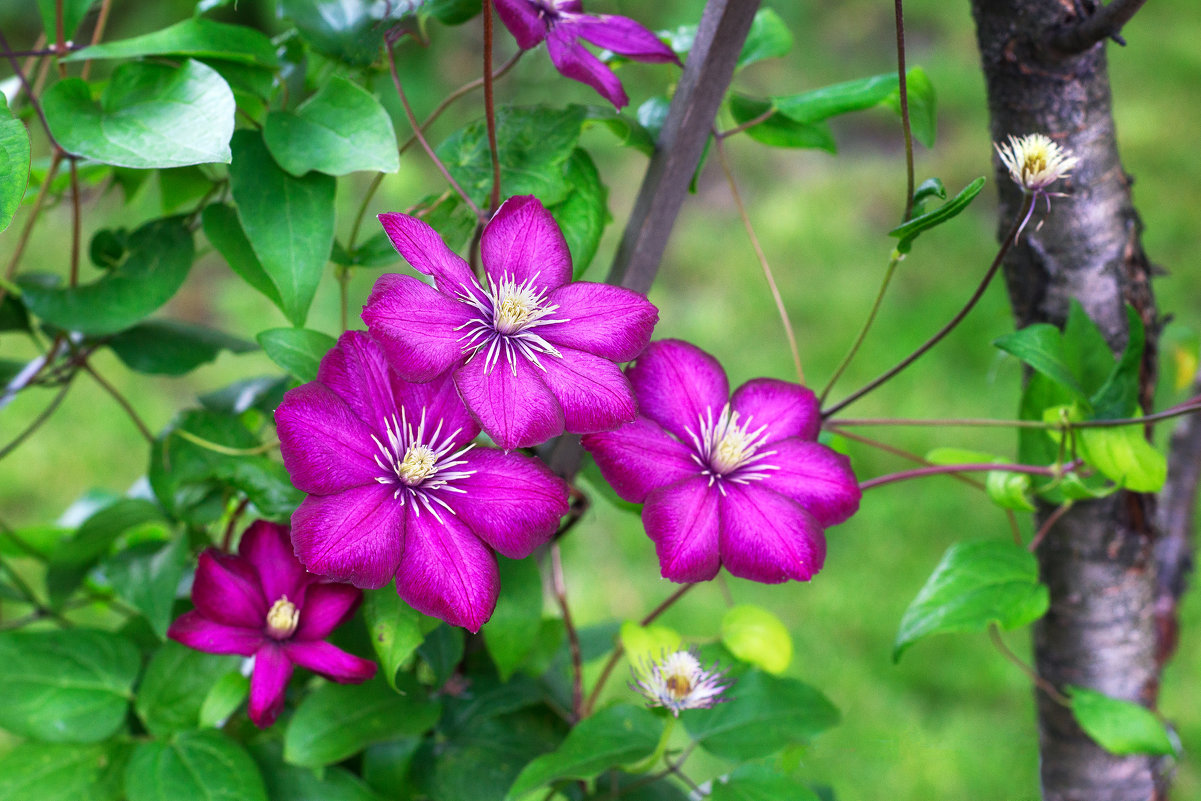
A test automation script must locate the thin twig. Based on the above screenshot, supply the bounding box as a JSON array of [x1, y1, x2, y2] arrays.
[[79, 0, 113, 81], [482, 0, 502, 214], [0, 381, 72, 461], [173, 428, 279, 456], [0, 152, 64, 309], [717, 106, 776, 140], [819, 250, 902, 404], [82, 362, 154, 443], [1029, 501, 1072, 552], [894, 0, 915, 221], [0, 29, 59, 148], [68, 160, 81, 286], [859, 460, 1073, 491], [398, 52, 523, 157], [550, 542, 583, 722], [989, 623, 1070, 705]]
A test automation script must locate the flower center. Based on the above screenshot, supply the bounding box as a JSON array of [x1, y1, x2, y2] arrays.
[[397, 444, 437, 485], [456, 272, 569, 375], [686, 404, 778, 492], [266, 596, 299, 639], [495, 286, 539, 335], [664, 672, 694, 700], [371, 407, 476, 521]]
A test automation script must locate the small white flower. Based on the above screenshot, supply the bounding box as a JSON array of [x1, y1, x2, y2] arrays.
[[995, 133, 1079, 194], [633, 650, 731, 716]]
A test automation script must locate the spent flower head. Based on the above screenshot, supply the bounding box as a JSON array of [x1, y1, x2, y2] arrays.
[[995, 133, 1079, 194], [634, 649, 731, 716]]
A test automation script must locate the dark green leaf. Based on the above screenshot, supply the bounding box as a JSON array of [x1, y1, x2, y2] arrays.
[[423, 0, 481, 25], [1068, 686, 1174, 756], [581, 106, 656, 156], [582, 772, 689, 801], [159, 166, 215, 214], [773, 73, 898, 124], [418, 623, 465, 687], [994, 322, 1090, 402], [254, 747, 386, 801], [888, 176, 985, 254], [149, 408, 260, 523], [894, 540, 1050, 661], [710, 765, 822, 801], [284, 677, 441, 768], [89, 228, 128, 269], [727, 95, 836, 152], [46, 498, 164, 603], [200, 375, 289, 416], [265, 76, 399, 176], [64, 18, 278, 67], [35, 0, 95, 41], [331, 230, 404, 269], [361, 738, 422, 800], [682, 671, 839, 761], [913, 177, 946, 205], [107, 320, 255, 376], [0, 629, 140, 743], [1, 95, 31, 233], [1062, 300, 1117, 396], [280, 0, 414, 65], [125, 730, 267, 801], [104, 535, 189, 638], [551, 149, 608, 278], [363, 587, 426, 692], [213, 457, 305, 522], [199, 671, 250, 728], [1090, 305, 1145, 419], [440, 675, 545, 738], [257, 327, 336, 382], [636, 96, 671, 143], [737, 9, 793, 69], [229, 131, 336, 326], [0, 740, 132, 801], [0, 291, 30, 332], [21, 217, 194, 336], [506, 704, 663, 799], [135, 642, 240, 735], [483, 556, 544, 680], [202, 203, 283, 308], [44, 61, 235, 168]]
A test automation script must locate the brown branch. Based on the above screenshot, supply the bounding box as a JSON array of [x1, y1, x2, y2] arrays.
[[1047, 0, 1149, 56]]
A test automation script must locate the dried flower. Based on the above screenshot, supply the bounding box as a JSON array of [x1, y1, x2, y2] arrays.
[[634, 650, 730, 716], [994, 133, 1079, 194]]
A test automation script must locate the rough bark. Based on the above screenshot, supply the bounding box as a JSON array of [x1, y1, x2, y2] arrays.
[[969, 2, 1168, 799]]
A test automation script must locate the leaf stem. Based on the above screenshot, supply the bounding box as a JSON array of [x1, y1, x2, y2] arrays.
[[1028, 501, 1072, 552], [172, 428, 279, 456], [550, 542, 584, 723], [989, 623, 1070, 705], [860, 460, 1075, 492], [0, 381, 72, 462], [482, 0, 502, 214], [82, 362, 153, 443], [894, 0, 915, 222], [717, 106, 776, 140], [397, 52, 522, 158], [819, 250, 902, 404], [0, 151, 63, 309]]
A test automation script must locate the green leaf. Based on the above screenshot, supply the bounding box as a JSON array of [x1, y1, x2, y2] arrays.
[[135, 642, 240, 735], [63, 18, 279, 67], [423, 0, 481, 25], [1078, 424, 1167, 492], [581, 106, 656, 156], [0, 629, 140, 743], [265, 76, 399, 176], [774, 73, 898, 124], [361, 738, 422, 799], [710, 765, 822, 801], [44, 61, 235, 169], [46, 498, 164, 603], [212, 456, 305, 522], [1090, 306, 1145, 419], [893, 540, 1050, 661], [107, 320, 255, 376], [0, 291, 30, 332], [199, 671, 250, 728], [279, 0, 413, 65], [125, 730, 267, 801], [150, 408, 261, 523], [229, 131, 336, 326], [727, 94, 836, 152], [636, 96, 671, 143], [506, 704, 663, 799], [257, 327, 336, 382], [254, 748, 386, 801], [0, 740, 132, 801], [985, 470, 1037, 512], [737, 9, 793, 69], [202, 203, 282, 308], [912, 176, 946, 214], [418, 623, 465, 687], [0, 95, 31, 233], [36, 0, 95, 41], [284, 677, 441, 768], [682, 671, 839, 761], [21, 217, 194, 336], [994, 323, 1090, 402], [483, 556, 544, 680], [721, 604, 793, 675], [363, 586, 426, 692], [438, 105, 587, 208], [882, 66, 937, 148], [888, 176, 985, 254], [1067, 686, 1174, 756], [200, 376, 289, 417], [550, 149, 608, 278], [104, 535, 189, 638]]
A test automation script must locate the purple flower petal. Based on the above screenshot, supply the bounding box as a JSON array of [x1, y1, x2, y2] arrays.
[[276, 383, 383, 496], [762, 440, 861, 527], [393, 370, 481, 451], [248, 643, 294, 728], [730, 378, 821, 444], [539, 346, 637, 434], [378, 212, 479, 300], [643, 476, 721, 582], [541, 282, 657, 363], [573, 16, 678, 63], [362, 273, 473, 382], [546, 25, 628, 108], [628, 339, 729, 444], [294, 582, 362, 641], [192, 550, 267, 629], [450, 448, 568, 558], [168, 611, 263, 656], [315, 331, 401, 434], [454, 353, 564, 450], [291, 485, 405, 590], [493, 0, 548, 49], [718, 483, 826, 583], [581, 417, 698, 503], [394, 505, 499, 633], [284, 640, 378, 683], [481, 195, 573, 293], [238, 521, 311, 605]]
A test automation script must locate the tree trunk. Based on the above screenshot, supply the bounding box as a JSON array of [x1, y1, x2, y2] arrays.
[[968, 2, 1169, 799]]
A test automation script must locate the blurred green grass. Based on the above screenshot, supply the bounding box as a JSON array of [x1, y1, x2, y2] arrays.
[[2, 1, 1199, 798]]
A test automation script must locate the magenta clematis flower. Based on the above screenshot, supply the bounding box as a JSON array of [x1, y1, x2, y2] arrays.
[[363, 195, 658, 450], [274, 330, 569, 632], [167, 520, 376, 728], [493, 0, 679, 109], [581, 340, 862, 584]]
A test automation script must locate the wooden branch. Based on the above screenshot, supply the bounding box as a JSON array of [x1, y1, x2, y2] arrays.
[[1047, 0, 1149, 56]]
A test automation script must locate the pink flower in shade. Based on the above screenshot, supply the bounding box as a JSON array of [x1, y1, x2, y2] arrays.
[[363, 195, 658, 451], [274, 331, 569, 632], [581, 340, 862, 584], [493, 0, 679, 109], [167, 521, 376, 729]]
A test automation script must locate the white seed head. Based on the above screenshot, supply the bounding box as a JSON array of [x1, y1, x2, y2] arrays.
[[633, 649, 730, 716], [995, 133, 1079, 193]]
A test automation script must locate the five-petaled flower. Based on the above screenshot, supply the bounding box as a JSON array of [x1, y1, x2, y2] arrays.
[[364, 195, 658, 450], [582, 340, 862, 584], [274, 331, 569, 632], [167, 520, 377, 729], [493, 0, 679, 109], [633, 649, 730, 716]]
